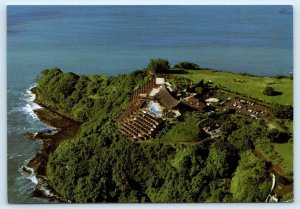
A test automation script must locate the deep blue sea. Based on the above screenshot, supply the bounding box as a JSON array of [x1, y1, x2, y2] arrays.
[[7, 5, 293, 203]]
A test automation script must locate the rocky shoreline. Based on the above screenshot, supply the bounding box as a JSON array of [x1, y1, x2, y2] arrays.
[[23, 88, 81, 203]]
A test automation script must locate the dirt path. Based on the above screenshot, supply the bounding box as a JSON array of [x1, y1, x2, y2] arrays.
[[254, 148, 285, 176]]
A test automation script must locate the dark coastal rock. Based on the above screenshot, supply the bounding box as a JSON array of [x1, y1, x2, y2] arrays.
[[33, 175, 71, 203], [22, 166, 33, 176], [24, 132, 38, 140], [34, 108, 78, 129], [24, 129, 61, 141], [32, 188, 47, 199], [23, 88, 81, 203]]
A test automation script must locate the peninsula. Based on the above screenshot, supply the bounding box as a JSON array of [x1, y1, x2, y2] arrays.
[[27, 59, 293, 203]]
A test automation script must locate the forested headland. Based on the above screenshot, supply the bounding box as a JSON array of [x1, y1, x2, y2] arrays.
[[33, 61, 293, 203]]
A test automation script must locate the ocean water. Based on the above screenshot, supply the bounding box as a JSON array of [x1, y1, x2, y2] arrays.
[[7, 6, 293, 203]]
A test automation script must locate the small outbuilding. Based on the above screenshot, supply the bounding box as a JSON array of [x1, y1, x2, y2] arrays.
[[205, 98, 219, 103], [155, 78, 166, 85]]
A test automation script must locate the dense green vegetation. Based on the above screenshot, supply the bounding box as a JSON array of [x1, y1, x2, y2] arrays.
[[271, 104, 293, 120], [147, 58, 170, 75], [35, 60, 293, 203], [231, 151, 271, 202], [35, 68, 146, 122], [174, 61, 199, 70]]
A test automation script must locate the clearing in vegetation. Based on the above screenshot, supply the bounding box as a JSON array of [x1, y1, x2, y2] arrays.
[[159, 113, 200, 143]]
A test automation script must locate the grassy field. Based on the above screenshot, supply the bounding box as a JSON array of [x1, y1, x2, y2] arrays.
[[160, 113, 200, 143], [287, 121, 293, 133], [274, 142, 293, 171], [172, 70, 293, 105]]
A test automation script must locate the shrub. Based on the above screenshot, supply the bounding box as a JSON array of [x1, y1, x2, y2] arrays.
[[147, 58, 170, 75], [263, 86, 275, 96], [267, 129, 290, 143], [174, 61, 199, 69], [271, 104, 293, 119]]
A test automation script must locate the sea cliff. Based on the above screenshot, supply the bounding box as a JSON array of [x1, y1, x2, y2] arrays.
[[23, 87, 81, 202]]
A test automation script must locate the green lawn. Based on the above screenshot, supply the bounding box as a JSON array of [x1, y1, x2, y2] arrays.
[[274, 143, 293, 171], [172, 70, 293, 105], [160, 113, 200, 143], [287, 120, 294, 133]]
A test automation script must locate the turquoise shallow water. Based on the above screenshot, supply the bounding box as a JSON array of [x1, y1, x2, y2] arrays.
[[7, 5, 293, 203]]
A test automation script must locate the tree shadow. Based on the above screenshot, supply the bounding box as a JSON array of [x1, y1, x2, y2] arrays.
[[273, 91, 283, 96], [167, 69, 188, 74], [274, 133, 290, 143]]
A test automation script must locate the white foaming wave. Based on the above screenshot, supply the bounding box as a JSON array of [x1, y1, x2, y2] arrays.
[[38, 180, 69, 202], [16, 178, 36, 195], [40, 186, 52, 197], [22, 104, 40, 120], [18, 160, 59, 200], [18, 84, 42, 120], [8, 154, 23, 159], [18, 165, 38, 185], [16, 164, 38, 195], [28, 173, 38, 185]]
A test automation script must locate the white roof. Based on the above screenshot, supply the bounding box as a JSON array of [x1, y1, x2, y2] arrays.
[[149, 88, 160, 97], [155, 78, 165, 85], [167, 86, 174, 92], [205, 98, 219, 103], [165, 82, 172, 86]]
